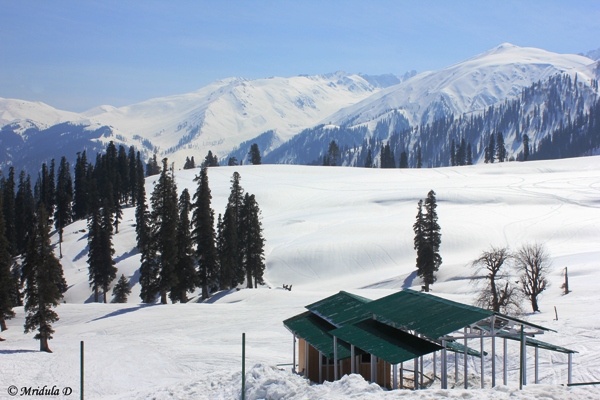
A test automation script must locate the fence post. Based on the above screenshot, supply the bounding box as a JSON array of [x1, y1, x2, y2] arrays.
[[242, 333, 246, 400], [80, 341, 84, 400]]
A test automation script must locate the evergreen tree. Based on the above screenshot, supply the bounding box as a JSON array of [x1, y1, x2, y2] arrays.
[[399, 151, 409, 168], [2, 167, 16, 255], [128, 146, 138, 206], [54, 157, 73, 258], [248, 144, 262, 165], [416, 147, 422, 168], [0, 194, 15, 337], [466, 143, 473, 165], [228, 157, 238, 166], [146, 153, 161, 177], [380, 142, 396, 168], [227, 172, 245, 281], [149, 159, 179, 304], [327, 140, 340, 166], [485, 134, 496, 163], [457, 139, 467, 166], [239, 193, 266, 288], [111, 274, 131, 303], [496, 132, 506, 162], [74, 151, 91, 220], [22, 205, 64, 352], [117, 145, 130, 204], [170, 189, 196, 303], [184, 156, 196, 169], [203, 151, 219, 167], [523, 134, 530, 161], [450, 139, 456, 166], [15, 172, 35, 255], [364, 149, 373, 168], [87, 200, 117, 303], [191, 167, 218, 299], [413, 191, 442, 292]]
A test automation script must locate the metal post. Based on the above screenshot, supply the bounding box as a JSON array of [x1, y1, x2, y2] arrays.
[[292, 335, 296, 373], [523, 333, 527, 386], [568, 353, 573, 385], [433, 351, 437, 383], [414, 357, 419, 390], [333, 336, 338, 380], [305, 340, 309, 378], [491, 316, 496, 388], [480, 330, 485, 388], [464, 327, 468, 389], [393, 364, 398, 389], [371, 355, 377, 383], [400, 362, 404, 389], [351, 345, 355, 374], [455, 352, 458, 385], [319, 351, 323, 383], [80, 341, 84, 400], [503, 337, 508, 385], [534, 347, 539, 384], [519, 325, 524, 390], [242, 333, 246, 400], [441, 340, 447, 389], [420, 356, 423, 388]]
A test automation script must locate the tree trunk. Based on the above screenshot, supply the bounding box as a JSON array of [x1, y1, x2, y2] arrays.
[[531, 297, 539, 312], [246, 269, 253, 289], [40, 336, 52, 353], [201, 284, 209, 300], [0, 318, 7, 332], [180, 289, 188, 303], [94, 287, 99, 303], [161, 290, 168, 304], [104, 285, 108, 303]]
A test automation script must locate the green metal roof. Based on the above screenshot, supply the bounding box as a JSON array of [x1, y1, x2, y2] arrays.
[[331, 319, 443, 364], [445, 341, 487, 358], [493, 312, 554, 333], [305, 291, 372, 328], [283, 311, 361, 360], [365, 289, 493, 340]]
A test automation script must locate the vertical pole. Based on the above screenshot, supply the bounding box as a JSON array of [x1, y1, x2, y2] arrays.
[[534, 347, 539, 384], [80, 341, 84, 400], [441, 341, 447, 389], [242, 333, 246, 400], [414, 357, 419, 390], [519, 325, 524, 390], [523, 334, 527, 385], [319, 351, 323, 383], [333, 336, 338, 380], [503, 337, 508, 386], [305, 340, 309, 378], [400, 362, 404, 389], [371, 355, 377, 384], [480, 330, 485, 389], [464, 327, 468, 389], [420, 356, 423, 388], [491, 316, 496, 388], [326, 357, 330, 381], [568, 353, 573, 385], [351, 345, 355, 374], [292, 335, 296, 373], [455, 352, 458, 385], [433, 351, 437, 382], [393, 364, 398, 389]]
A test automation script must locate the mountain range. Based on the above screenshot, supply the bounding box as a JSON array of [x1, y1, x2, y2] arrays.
[[0, 43, 598, 173]]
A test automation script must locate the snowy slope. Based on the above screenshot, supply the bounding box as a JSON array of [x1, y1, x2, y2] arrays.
[[0, 97, 86, 131], [327, 44, 597, 129], [2, 157, 600, 399], [83, 73, 380, 166]]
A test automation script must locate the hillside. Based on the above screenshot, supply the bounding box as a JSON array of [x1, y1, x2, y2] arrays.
[[2, 157, 600, 398]]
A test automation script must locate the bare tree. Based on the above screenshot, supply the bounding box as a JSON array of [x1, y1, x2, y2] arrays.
[[471, 246, 523, 314], [515, 243, 551, 312]]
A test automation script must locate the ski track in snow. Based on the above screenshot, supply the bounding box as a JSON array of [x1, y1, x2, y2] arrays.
[[2, 157, 600, 399]]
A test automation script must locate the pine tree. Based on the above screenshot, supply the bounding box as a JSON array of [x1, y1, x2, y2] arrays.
[[327, 140, 340, 166], [399, 151, 409, 168], [239, 194, 266, 288], [74, 151, 91, 220], [111, 274, 131, 303], [87, 199, 117, 303], [227, 172, 245, 283], [2, 167, 16, 255], [523, 134, 530, 161], [128, 146, 138, 206], [191, 167, 218, 299], [416, 147, 422, 168], [117, 145, 129, 204], [22, 205, 64, 352], [54, 156, 73, 258], [170, 189, 196, 303], [364, 149, 373, 168], [146, 153, 161, 177], [466, 143, 473, 165], [413, 191, 442, 292], [248, 144, 262, 165], [496, 132, 506, 162], [486, 134, 496, 163], [203, 151, 219, 167], [149, 159, 179, 304], [15, 172, 35, 255], [0, 193, 15, 337]]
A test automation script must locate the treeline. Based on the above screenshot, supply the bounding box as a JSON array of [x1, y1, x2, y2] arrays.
[[136, 163, 266, 304]]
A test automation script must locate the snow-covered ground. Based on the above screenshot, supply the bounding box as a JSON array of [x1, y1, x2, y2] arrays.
[[2, 157, 600, 399]]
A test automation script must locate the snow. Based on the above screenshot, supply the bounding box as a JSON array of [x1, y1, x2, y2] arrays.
[[327, 43, 597, 128], [2, 156, 600, 399]]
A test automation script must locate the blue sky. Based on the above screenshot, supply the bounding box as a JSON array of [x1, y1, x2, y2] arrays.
[[1, 0, 599, 112]]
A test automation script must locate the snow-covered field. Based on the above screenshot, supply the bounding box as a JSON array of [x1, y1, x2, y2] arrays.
[[2, 157, 600, 399]]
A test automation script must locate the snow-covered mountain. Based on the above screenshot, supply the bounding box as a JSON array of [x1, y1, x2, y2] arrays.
[[1, 44, 599, 173], [326, 43, 595, 129]]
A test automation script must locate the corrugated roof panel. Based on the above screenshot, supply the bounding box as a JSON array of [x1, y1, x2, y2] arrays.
[[445, 341, 487, 358], [305, 291, 372, 328], [366, 289, 493, 339], [331, 319, 443, 364], [283, 311, 356, 360]]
